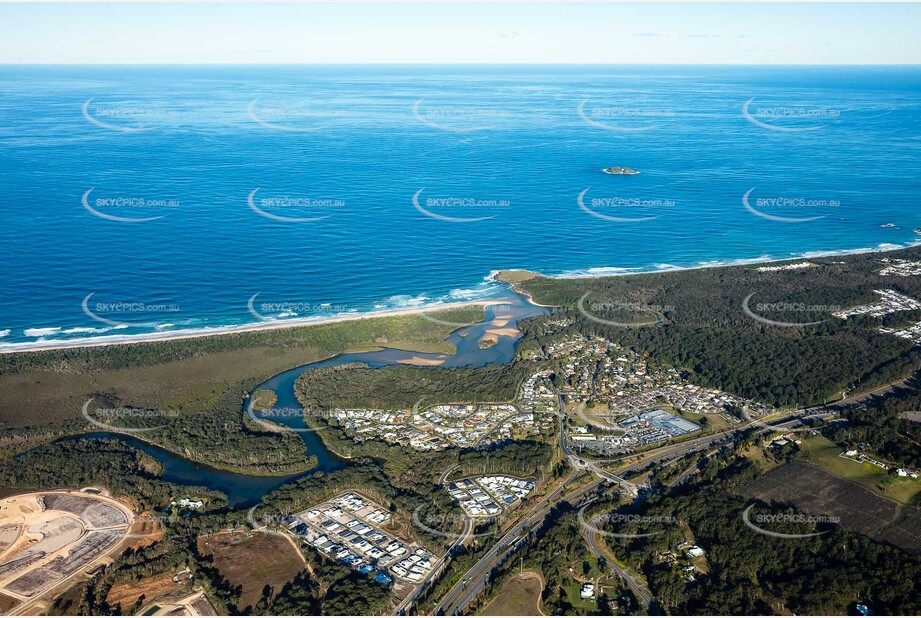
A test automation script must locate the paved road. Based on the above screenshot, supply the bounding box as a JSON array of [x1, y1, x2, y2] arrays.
[[435, 407, 830, 615], [435, 472, 601, 616], [580, 525, 653, 608], [439, 464, 460, 485], [394, 517, 472, 615]]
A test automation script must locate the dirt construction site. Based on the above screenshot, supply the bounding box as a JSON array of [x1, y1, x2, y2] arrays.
[[0, 488, 134, 615]]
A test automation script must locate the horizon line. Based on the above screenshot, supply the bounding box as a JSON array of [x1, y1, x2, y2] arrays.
[[3, 62, 921, 67]]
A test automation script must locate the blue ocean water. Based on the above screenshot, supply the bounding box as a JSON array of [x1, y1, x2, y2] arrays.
[[0, 65, 919, 349]]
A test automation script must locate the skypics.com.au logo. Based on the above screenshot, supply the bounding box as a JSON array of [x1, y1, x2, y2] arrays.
[[82, 398, 179, 433], [578, 99, 675, 132], [247, 294, 348, 322], [82, 99, 180, 132], [82, 293, 180, 328], [577, 292, 671, 328], [742, 504, 840, 539], [742, 98, 841, 132], [82, 188, 179, 223], [578, 505, 676, 539], [247, 188, 344, 223], [578, 188, 675, 223], [741, 292, 839, 328], [743, 188, 839, 223], [412, 98, 510, 132], [413, 189, 510, 223]]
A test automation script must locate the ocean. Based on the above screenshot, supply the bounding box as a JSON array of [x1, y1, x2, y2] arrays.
[[0, 64, 919, 350]]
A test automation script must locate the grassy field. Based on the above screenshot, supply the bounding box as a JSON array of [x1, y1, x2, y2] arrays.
[[0, 306, 483, 429], [564, 580, 598, 612], [480, 571, 544, 616], [197, 531, 306, 612], [0, 307, 482, 473], [799, 435, 921, 504]]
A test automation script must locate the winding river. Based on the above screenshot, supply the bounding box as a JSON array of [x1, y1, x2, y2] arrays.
[[71, 293, 547, 507]]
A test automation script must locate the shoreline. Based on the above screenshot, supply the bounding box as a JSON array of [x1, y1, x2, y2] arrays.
[[4, 240, 920, 355], [540, 240, 921, 280], [0, 299, 507, 355]]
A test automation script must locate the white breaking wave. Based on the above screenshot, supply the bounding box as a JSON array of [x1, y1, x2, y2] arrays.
[[24, 327, 62, 337], [382, 294, 432, 309], [63, 326, 115, 335], [544, 240, 921, 281], [7, 239, 920, 353]]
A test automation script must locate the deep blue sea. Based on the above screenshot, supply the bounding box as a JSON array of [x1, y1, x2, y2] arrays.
[[1, 65, 919, 350]]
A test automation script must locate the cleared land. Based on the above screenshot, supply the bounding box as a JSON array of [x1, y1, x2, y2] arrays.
[[124, 512, 164, 551], [480, 571, 544, 616], [197, 531, 305, 611], [800, 435, 921, 504], [189, 594, 218, 616], [744, 462, 921, 554], [0, 491, 133, 611], [0, 592, 17, 612], [106, 571, 188, 611]]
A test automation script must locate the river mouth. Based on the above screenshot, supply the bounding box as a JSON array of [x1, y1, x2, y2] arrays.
[[62, 292, 547, 508]]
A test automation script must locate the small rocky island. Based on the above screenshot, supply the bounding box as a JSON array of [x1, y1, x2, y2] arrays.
[[602, 166, 641, 175]]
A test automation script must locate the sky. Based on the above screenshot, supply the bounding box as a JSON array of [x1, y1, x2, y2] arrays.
[[0, 3, 919, 65]]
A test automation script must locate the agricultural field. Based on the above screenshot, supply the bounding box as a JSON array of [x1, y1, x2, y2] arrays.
[[743, 462, 921, 554], [744, 462, 897, 535], [197, 530, 305, 611], [799, 435, 921, 504], [480, 571, 544, 616]]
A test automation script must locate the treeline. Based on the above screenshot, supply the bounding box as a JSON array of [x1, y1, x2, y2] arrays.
[[0, 437, 226, 511], [600, 457, 921, 615], [304, 401, 553, 485], [250, 550, 390, 616], [0, 306, 481, 474], [256, 441, 555, 551], [1, 385, 314, 476], [515, 247, 921, 407], [99, 385, 316, 476], [0, 306, 484, 376], [467, 499, 630, 616], [826, 372, 921, 468]]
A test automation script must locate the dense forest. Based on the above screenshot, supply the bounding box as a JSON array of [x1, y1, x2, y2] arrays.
[[295, 361, 537, 411], [826, 371, 921, 468], [597, 457, 921, 615], [0, 438, 225, 511], [514, 247, 921, 407]]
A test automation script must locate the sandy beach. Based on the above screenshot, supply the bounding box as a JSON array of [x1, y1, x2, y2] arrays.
[[0, 300, 511, 355]]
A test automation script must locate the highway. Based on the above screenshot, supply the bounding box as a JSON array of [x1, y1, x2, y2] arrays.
[[434, 472, 601, 615], [432, 404, 829, 615]]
